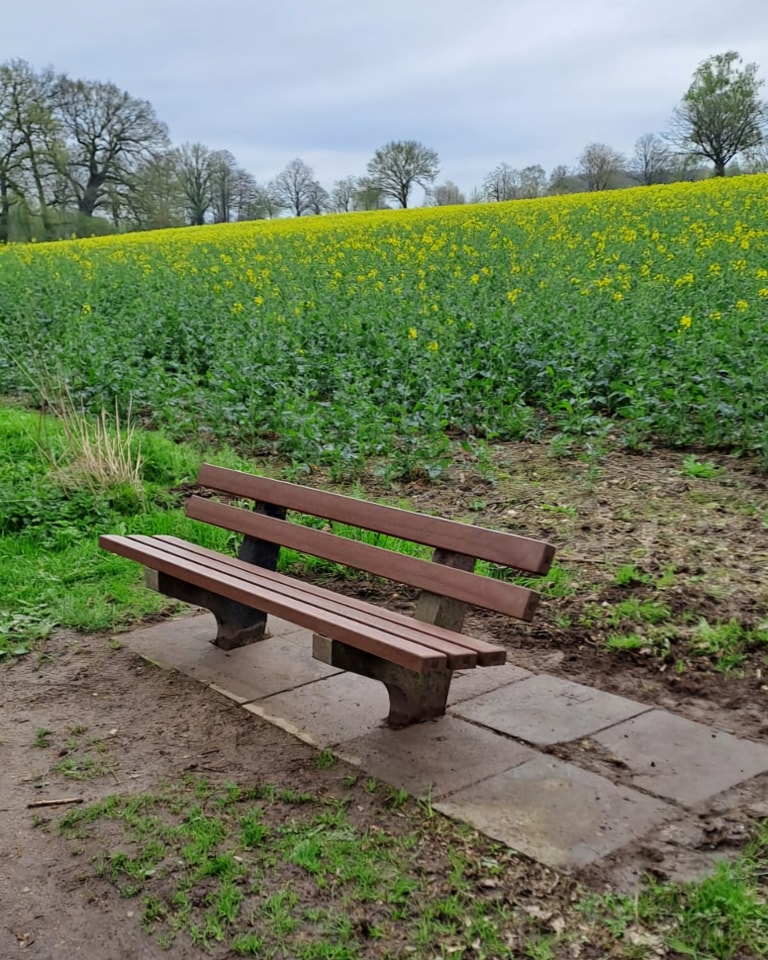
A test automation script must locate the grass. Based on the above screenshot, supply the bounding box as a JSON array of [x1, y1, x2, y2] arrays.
[[57, 775, 768, 958], [0, 400, 565, 660], [580, 821, 768, 958]]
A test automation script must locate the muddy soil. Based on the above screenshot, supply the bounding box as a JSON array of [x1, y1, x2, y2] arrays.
[[1, 443, 767, 958]]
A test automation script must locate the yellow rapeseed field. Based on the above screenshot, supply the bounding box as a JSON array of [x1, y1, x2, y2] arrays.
[[1, 175, 767, 469]]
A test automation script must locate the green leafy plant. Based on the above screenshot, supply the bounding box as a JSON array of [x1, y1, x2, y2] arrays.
[[679, 455, 722, 479]]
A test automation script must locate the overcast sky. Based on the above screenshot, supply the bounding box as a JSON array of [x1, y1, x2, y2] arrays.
[[5, 0, 768, 194]]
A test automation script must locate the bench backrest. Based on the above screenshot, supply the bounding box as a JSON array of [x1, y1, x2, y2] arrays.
[[187, 463, 556, 622]]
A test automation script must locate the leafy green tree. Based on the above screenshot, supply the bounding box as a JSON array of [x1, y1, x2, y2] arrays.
[[670, 51, 767, 177], [352, 176, 387, 211], [125, 152, 186, 230], [367, 140, 439, 208]]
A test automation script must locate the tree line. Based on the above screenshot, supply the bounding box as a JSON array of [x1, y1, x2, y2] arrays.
[[0, 51, 766, 242]]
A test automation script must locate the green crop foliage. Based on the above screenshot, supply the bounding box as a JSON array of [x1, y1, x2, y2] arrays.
[[1, 176, 767, 470]]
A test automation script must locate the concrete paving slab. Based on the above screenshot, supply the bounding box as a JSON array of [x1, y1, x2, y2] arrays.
[[452, 674, 650, 745], [446, 663, 532, 706], [594, 711, 768, 806], [340, 716, 537, 799], [435, 754, 673, 869], [120, 613, 340, 702], [244, 672, 390, 746]]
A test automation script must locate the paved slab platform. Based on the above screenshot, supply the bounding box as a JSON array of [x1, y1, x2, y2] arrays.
[[245, 671, 390, 746], [340, 716, 537, 799], [452, 674, 650, 745], [120, 612, 340, 702], [447, 663, 532, 706], [594, 711, 768, 806], [116, 612, 768, 873], [435, 755, 673, 868]]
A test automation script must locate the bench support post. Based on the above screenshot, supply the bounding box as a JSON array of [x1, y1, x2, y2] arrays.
[[312, 635, 452, 728], [144, 569, 269, 650], [413, 548, 475, 632], [145, 500, 287, 651]]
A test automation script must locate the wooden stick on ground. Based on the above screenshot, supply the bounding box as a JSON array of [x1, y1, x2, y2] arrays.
[[27, 797, 84, 809]]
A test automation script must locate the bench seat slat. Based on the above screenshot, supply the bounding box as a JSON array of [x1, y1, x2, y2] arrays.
[[100, 534, 451, 673], [139, 536, 476, 668], [155, 535, 506, 667], [186, 497, 540, 623], [198, 464, 555, 575]]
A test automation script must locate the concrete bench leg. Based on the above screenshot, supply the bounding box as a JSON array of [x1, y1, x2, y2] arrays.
[[312, 634, 452, 728], [144, 569, 268, 650]]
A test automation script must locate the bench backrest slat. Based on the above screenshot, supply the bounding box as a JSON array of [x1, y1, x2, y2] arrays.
[[198, 464, 554, 575], [186, 496, 541, 622]]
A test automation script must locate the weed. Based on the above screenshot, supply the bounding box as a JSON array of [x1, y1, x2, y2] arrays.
[[540, 502, 578, 519], [385, 787, 409, 810], [315, 748, 336, 769], [53, 754, 115, 780], [690, 618, 768, 671], [606, 598, 671, 627], [33, 727, 52, 748], [679, 455, 722, 479], [231, 933, 264, 956], [612, 563, 651, 587]]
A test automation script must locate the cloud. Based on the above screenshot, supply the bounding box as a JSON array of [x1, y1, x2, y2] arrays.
[[4, 0, 768, 192]]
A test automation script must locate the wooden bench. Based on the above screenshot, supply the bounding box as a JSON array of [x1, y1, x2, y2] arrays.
[[100, 464, 556, 727]]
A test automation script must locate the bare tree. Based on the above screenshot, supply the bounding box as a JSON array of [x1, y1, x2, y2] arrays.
[[630, 133, 672, 185], [669, 51, 767, 177], [0, 70, 25, 241], [306, 179, 329, 215], [209, 149, 238, 223], [367, 140, 439, 208], [578, 142, 627, 191], [330, 175, 358, 212], [274, 158, 316, 216], [53, 76, 169, 218], [177, 142, 213, 225], [251, 182, 284, 219], [742, 141, 768, 172], [0, 60, 61, 240], [431, 180, 465, 205], [232, 169, 258, 221], [482, 163, 520, 201]]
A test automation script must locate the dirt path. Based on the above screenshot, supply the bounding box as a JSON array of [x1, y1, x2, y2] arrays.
[[1, 634, 333, 959]]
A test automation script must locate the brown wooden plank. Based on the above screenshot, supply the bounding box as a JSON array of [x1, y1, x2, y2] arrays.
[[154, 535, 503, 667], [100, 534, 447, 673], [158, 536, 505, 667], [198, 463, 555, 575], [143, 536, 474, 669], [186, 496, 540, 623]]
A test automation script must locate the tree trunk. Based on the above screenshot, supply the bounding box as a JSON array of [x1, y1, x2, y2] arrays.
[[78, 174, 103, 217], [714, 160, 726, 177], [0, 174, 10, 244]]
